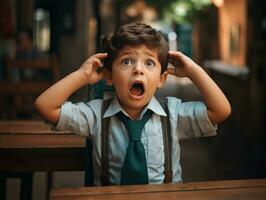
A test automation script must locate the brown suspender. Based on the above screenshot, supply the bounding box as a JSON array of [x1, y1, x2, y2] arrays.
[[100, 98, 172, 185], [160, 99, 173, 183], [100, 98, 112, 185]]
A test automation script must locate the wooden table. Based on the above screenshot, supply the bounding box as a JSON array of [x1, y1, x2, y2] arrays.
[[0, 120, 86, 200], [0, 120, 86, 172], [51, 179, 266, 200]]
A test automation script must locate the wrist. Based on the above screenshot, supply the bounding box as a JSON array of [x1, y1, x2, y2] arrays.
[[73, 69, 91, 86], [186, 64, 203, 79]]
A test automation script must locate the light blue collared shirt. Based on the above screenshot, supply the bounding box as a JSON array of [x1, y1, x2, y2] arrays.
[[56, 96, 217, 185]]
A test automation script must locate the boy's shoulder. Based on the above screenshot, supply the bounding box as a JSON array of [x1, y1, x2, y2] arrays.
[[163, 96, 182, 102], [86, 97, 113, 116], [161, 96, 205, 117], [160, 96, 182, 106], [86, 98, 104, 106], [82, 98, 104, 113]]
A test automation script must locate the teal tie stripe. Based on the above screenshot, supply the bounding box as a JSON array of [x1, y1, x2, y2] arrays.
[[116, 110, 153, 185]]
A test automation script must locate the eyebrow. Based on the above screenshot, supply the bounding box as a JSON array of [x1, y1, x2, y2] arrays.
[[118, 50, 157, 59], [144, 51, 157, 58], [118, 51, 132, 57]]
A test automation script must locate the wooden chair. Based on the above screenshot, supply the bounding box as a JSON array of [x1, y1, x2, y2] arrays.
[[0, 55, 59, 119]]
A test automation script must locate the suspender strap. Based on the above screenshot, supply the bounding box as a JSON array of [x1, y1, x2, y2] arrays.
[[160, 99, 173, 183], [100, 98, 112, 186]]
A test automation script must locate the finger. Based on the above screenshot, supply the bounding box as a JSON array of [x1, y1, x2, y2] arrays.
[[92, 53, 108, 60], [168, 51, 182, 61], [92, 53, 108, 68], [168, 58, 181, 68], [90, 57, 103, 67], [167, 67, 176, 75], [168, 51, 182, 56], [168, 51, 184, 66]]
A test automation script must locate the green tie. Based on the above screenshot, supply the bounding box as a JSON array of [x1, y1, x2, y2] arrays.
[[116, 110, 153, 185]]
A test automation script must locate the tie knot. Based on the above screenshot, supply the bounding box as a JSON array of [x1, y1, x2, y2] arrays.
[[116, 110, 153, 142], [127, 121, 144, 141]]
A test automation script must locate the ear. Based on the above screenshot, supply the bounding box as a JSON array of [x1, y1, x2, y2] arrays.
[[157, 71, 168, 88], [105, 70, 113, 86]]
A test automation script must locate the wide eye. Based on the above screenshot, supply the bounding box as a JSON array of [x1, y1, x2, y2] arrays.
[[145, 59, 155, 68], [121, 58, 133, 66]]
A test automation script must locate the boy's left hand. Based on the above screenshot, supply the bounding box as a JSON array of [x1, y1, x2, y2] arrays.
[[167, 51, 198, 78]]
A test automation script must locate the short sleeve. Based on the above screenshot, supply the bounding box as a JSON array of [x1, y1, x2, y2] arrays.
[[56, 99, 103, 138], [167, 97, 217, 140]]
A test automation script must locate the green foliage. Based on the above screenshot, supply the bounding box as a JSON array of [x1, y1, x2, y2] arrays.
[[145, 0, 176, 15], [121, 0, 212, 23], [146, 0, 212, 23], [167, 0, 212, 23]]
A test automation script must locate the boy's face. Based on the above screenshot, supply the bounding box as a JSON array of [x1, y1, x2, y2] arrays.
[[106, 45, 167, 117]]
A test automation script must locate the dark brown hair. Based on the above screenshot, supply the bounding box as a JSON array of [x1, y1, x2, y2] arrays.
[[102, 22, 169, 73]]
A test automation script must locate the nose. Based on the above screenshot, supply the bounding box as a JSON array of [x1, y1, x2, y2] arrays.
[[133, 62, 144, 75]]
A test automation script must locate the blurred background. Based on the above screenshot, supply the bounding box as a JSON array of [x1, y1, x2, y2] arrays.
[[0, 0, 265, 199]]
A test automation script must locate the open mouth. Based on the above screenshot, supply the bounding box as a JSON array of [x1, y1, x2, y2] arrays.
[[129, 81, 145, 96]]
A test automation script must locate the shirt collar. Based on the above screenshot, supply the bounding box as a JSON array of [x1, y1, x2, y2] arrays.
[[103, 96, 167, 119]]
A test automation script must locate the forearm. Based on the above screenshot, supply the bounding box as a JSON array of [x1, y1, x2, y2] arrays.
[[35, 70, 87, 124], [35, 53, 107, 124], [188, 65, 231, 123]]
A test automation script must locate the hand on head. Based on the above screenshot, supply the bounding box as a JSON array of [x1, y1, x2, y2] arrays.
[[79, 53, 108, 84], [167, 51, 197, 78]]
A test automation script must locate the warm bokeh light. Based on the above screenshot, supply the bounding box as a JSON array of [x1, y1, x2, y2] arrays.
[[212, 0, 224, 7]]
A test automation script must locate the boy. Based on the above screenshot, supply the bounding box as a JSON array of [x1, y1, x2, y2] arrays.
[[35, 22, 231, 185]]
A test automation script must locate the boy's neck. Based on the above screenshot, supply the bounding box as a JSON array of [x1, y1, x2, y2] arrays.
[[116, 100, 146, 120], [123, 107, 143, 120], [116, 97, 151, 120]]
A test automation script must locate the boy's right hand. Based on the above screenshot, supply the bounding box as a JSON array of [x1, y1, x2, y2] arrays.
[[79, 53, 108, 84]]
